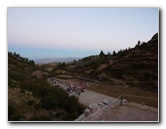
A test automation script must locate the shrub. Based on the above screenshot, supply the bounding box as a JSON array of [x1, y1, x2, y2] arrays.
[[8, 106, 15, 121], [34, 103, 42, 110], [41, 95, 59, 110], [28, 115, 52, 121], [27, 100, 35, 106]]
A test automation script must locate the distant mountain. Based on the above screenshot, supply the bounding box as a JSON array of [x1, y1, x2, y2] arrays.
[[34, 57, 81, 64]]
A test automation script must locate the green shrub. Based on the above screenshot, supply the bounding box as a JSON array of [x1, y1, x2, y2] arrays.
[[55, 112, 66, 120], [41, 95, 59, 110], [27, 100, 35, 106], [8, 105, 15, 121], [34, 103, 42, 110], [28, 115, 52, 121]]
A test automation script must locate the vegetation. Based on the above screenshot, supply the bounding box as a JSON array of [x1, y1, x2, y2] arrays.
[[88, 85, 158, 107], [51, 33, 158, 93], [8, 33, 158, 121], [8, 52, 85, 121]]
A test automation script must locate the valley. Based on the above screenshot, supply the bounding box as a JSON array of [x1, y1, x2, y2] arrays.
[[8, 33, 159, 121]]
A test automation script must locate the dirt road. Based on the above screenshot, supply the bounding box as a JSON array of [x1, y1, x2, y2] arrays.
[[53, 78, 158, 121], [78, 89, 115, 106], [57, 82, 115, 106]]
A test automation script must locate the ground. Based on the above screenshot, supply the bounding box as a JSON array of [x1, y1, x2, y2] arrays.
[[85, 102, 158, 121], [53, 77, 158, 121]]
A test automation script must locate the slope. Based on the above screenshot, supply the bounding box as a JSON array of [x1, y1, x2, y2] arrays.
[[60, 33, 158, 93], [8, 52, 85, 121]]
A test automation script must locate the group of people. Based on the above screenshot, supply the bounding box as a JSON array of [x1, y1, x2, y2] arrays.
[[66, 82, 87, 96]]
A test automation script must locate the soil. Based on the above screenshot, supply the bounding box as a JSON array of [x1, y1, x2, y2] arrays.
[[85, 102, 158, 121], [31, 70, 48, 78]]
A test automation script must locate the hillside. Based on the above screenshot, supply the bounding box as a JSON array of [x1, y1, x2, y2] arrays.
[[52, 33, 158, 93], [8, 33, 158, 121], [8, 52, 85, 121], [35, 57, 81, 64]]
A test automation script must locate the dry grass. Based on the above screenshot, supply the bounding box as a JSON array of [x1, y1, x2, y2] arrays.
[[87, 85, 158, 108]]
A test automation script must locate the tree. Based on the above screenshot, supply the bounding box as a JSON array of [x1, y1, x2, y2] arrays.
[[113, 51, 116, 55], [29, 60, 35, 65], [138, 41, 141, 46], [99, 50, 105, 57], [107, 52, 111, 55], [58, 62, 66, 69]]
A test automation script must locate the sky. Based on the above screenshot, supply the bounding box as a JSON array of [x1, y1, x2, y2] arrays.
[[8, 8, 159, 59]]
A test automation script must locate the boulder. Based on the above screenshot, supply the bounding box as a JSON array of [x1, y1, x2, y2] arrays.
[[84, 108, 90, 117], [102, 99, 110, 105], [123, 99, 128, 103], [98, 102, 105, 109], [89, 103, 100, 111]]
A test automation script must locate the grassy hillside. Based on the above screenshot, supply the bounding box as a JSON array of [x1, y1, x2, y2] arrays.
[[8, 52, 85, 121], [103, 33, 158, 92], [53, 33, 158, 93]]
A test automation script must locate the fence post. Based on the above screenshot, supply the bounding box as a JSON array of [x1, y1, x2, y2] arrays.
[[120, 94, 123, 106]]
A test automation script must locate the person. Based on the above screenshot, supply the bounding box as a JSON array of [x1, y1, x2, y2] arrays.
[[76, 90, 81, 98], [78, 90, 81, 96], [67, 86, 72, 93]]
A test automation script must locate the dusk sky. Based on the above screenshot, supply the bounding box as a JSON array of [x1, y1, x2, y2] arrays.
[[8, 8, 158, 59]]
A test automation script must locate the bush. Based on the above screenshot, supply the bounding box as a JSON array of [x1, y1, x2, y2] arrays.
[[55, 112, 66, 120], [28, 115, 52, 121], [34, 103, 42, 110], [65, 113, 78, 121], [27, 100, 35, 106], [8, 106, 15, 121], [41, 95, 59, 110]]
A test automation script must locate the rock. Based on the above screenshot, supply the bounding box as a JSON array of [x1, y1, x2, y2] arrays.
[[102, 99, 110, 105], [84, 108, 90, 117], [75, 114, 85, 121], [98, 102, 105, 109], [123, 99, 128, 103], [89, 103, 100, 111]]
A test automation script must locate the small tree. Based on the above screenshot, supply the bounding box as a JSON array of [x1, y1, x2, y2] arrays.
[[137, 40, 141, 46], [113, 51, 116, 55], [99, 50, 105, 57], [107, 52, 111, 55]]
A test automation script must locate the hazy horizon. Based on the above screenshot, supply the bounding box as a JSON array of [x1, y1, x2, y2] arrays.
[[8, 8, 159, 59]]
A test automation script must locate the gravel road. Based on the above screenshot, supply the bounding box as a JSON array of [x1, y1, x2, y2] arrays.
[[57, 82, 116, 106], [78, 89, 115, 106]]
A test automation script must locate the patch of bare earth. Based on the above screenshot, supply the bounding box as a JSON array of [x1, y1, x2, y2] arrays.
[[31, 70, 49, 79], [85, 103, 158, 121]]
